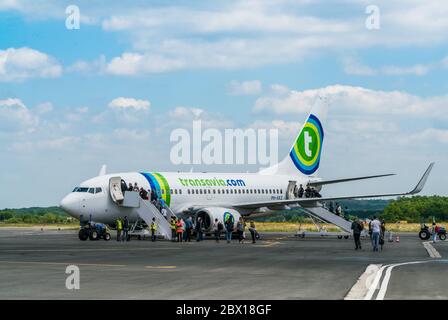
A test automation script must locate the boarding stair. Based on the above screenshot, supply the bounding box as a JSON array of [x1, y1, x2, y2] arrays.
[[302, 204, 353, 233], [108, 177, 176, 240]]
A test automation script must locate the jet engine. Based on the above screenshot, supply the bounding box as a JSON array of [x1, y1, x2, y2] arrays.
[[195, 207, 242, 231]]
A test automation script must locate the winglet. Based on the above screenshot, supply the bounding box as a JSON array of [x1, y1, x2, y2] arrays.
[[408, 162, 434, 194]]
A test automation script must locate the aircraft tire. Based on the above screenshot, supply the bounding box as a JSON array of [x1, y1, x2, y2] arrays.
[[344, 235, 349, 239], [337, 236, 343, 239]]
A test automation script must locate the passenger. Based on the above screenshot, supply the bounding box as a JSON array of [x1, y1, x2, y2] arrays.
[[196, 217, 204, 242], [170, 217, 177, 241], [380, 220, 386, 250], [184, 216, 192, 242], [128, 182, 133, 191], [122, 216, 129, 242], [248, 221, 257, 243], [351, 218, 363, 250], [237, 217, 245, 244], [116, 218, 123, 242], [150, 189, 157, 202], [120, 180, 127, 193], [133, 182, 139, 192], [212, 218, 220, 243], [159, 197, 166, 211], [161, 207, 168, 220], [336, 203, 342, 216], [370, 216, 381, 252], [329, 202, 335, 213], [150, 217, 157, 242], [225, 218, 233, 244], [305, 185, 312, 198], [139, 187, 148, 200], [298, 184, 304, 198], [176, 218, 184, 242]]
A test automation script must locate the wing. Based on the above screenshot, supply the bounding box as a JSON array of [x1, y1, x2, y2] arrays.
[[234, 163, 434, 210], [308, 173, 395, 187]]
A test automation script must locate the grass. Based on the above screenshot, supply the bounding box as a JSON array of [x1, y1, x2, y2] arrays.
[[0, 223, 79, 229], [1, 221, 446, 233], [252, 221, 448, 233]]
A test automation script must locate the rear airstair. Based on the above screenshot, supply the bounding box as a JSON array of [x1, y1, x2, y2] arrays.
[[303, 204, 353, 233]]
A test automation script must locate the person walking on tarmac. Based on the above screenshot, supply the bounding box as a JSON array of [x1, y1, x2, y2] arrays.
[[122, 216, 129, 242], [176, 218, 184, 242], [212, 218, 220, 243], [116, 218, 123, 242], [248, 221, 257, 244], [196, 217, 204, 242], [225, 218, 233, 244], [237, 217, 245, 244], [370, 216, 381, 252], [184, 216, 193, 242], [351, 218, 364, 250], [170, 217, 177, 242], [150, 217, 157, 242]]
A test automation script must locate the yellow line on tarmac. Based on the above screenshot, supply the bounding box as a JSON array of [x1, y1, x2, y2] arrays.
[[254, 241, 281, 248], [0, 248, 181, 252], [0, 260, 126, 268], [145, 265, 177, 269]]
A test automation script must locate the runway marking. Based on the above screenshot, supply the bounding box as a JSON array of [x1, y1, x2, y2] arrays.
[[254, 241, 281, 248], [423, 241, 442, 258], [348, 259, 448, 300], [145, 265, 177, 269], [344, 264, 382, 300], [0, 260, 126, 268]]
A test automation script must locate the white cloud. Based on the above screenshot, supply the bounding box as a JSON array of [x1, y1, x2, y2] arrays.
[[169, 106, 204, 119], [342, 57, 377, 76], [380, 64, 431, 76], [0, 47, 62, 82], [108, 97, 150, 111], [66, 55, 106, 74], [106, 53, 184, 75], [253, 84, 448, 118], [228, 80, 262, 96], [0, 98, 38, 132], [35, 102, 53, 114]]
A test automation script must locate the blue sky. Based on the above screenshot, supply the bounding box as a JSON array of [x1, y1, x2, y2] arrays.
[[0, 0, 447, 208]]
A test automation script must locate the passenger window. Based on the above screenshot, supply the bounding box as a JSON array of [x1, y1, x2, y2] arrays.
[[180, 189, 182, 195]]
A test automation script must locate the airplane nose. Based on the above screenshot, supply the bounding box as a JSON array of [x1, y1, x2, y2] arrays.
[[60, 194, 79, 218]]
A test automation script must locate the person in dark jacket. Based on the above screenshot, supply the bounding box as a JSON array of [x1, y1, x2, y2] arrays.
[[351, 219, 364, 250], [298, 184, 304, 198], [122, 216, 129, 242], [195, 217, 204, 242], [225, 218, 233, 243]]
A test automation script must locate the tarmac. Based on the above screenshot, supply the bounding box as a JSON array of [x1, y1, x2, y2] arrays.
[[0, 228, 446, 300]]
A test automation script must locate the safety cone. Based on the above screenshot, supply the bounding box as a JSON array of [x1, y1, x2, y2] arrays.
[[395, 235, 400, 243]]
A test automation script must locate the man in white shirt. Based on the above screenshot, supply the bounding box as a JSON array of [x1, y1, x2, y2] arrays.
[[370, 216, 381, 252]]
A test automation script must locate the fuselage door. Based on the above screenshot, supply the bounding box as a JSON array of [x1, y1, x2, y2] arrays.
[[109, 176, 124, 204], [286, 180, 297, 200]]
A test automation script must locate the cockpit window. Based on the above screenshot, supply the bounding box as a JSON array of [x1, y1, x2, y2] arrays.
[[88, 188, 95, 194], [95, 187, 102, 193], [74, 187, 89, 193]]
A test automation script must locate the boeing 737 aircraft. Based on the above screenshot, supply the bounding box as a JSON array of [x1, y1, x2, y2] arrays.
[[60, 103, 434, 239]]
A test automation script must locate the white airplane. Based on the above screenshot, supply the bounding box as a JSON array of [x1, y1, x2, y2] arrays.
[[60, 103, 434, 238]]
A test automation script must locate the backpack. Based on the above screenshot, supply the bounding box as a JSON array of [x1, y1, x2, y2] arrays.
[[218, 222, 224, 231]]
